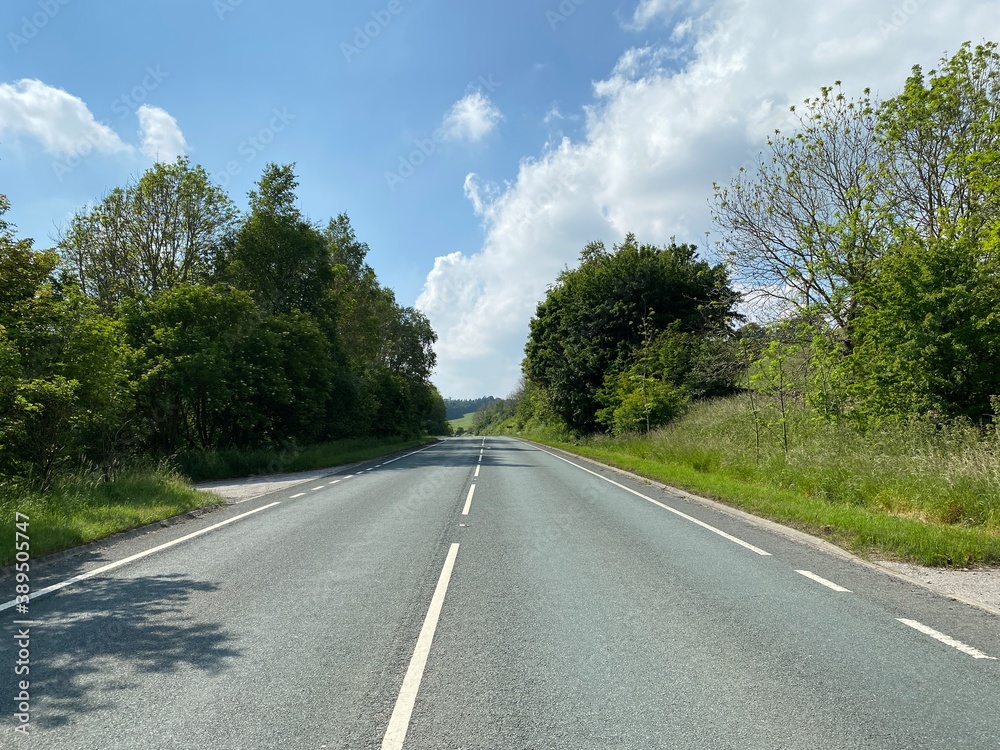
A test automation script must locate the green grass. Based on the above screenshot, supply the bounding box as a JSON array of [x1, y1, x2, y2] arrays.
[[0, 465, 216, 566], [515, 395, 1000, 567], [448, 411, 477, 431], [176, 435, 435, 482]]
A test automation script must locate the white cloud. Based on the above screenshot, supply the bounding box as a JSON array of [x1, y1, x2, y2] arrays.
[[137, 105, 188, 161], [441, 91, 504, 142], [418, 0, 1000, 398], [0, 79, 129, 156], [0, 79, 186, 163]]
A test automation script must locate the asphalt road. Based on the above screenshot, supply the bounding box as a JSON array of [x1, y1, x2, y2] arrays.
[[2, 436, 999, 749]]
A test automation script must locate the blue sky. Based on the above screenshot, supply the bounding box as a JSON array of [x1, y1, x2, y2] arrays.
[[2, 1, 999, 397]]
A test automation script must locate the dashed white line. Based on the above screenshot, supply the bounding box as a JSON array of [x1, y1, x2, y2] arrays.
[[0, 502, 282, 612], [312, 486, 325, 491], [474, 465, 480, 478], [897, 619, 996, 660], [530, 443, 771, 556], [462, 485, 476, 516], [382, 543, 461, 750], [329, 480, 340, 485], [796, 570, 851, 592], [344, 475, 355, 479], [290, 493, 306, 499]]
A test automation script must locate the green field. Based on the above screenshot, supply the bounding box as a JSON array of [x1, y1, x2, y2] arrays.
[[448, 411, 477, 431]]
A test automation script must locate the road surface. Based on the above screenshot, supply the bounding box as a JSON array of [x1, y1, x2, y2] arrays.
[[2, 436, 999, 748]]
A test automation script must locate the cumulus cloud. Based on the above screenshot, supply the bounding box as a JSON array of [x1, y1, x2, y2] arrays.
[[137, 104, 188, 161], [441, 91, 504, 142], [418, 0, 1000, 398], [0, 79, 129, 156], [0, 79, 186, 163]]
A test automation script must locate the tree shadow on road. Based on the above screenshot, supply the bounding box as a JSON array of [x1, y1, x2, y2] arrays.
[[1, 572, 241, 731]]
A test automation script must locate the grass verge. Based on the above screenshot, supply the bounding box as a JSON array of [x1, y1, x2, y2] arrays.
[[511, 395, 1000, 567], [0, 465, 215, 567]]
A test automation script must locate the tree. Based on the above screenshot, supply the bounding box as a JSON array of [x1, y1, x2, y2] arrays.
[[849, 233, 1000, 423], [878, 42, 1000, 245], [525, 234, 740, 433], [125, 284, 260, 451], [59, 157, 237, 312], [0, 196, 134, 484], [224, 163, 335, 318], [713, 84, 887, 343]]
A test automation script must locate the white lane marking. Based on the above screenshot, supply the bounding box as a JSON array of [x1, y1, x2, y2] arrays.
[[897, 619, 996, 660], [329, 480, 340, 485], [290, 493, 306, 499], [796, 570, 852, 592], [366, 468, 375, 472], [477, 455, 481, 464], [382, 543, 461, 750], [0, 503, 282, 612], [531, 444, 771, 556], [344, 474, 355, 479], [380, 441, 447, 466], [375, 464, 383, 468], [474, 465, 480, 478], [312, 486, 325, 491], [462, 485, 476, 516]]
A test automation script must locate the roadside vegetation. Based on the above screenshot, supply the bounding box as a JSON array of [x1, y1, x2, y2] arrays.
[[475, 43, 1000, 567], [0, 163, 449, 560]]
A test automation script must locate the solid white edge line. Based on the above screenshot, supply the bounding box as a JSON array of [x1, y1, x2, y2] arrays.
[[897, 618, 997, 660], [380, 441, 447, 466], [0, 502, 282, 613], [461, 485, 476, 516], [530, 443, 771, 556], [381, 543, 461, 750], [474, 465, 480, 478], [796, 570, 852, 592]]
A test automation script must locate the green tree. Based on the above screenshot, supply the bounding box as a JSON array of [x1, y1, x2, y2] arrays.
[[59, 157, 237, 312], [713, 84, 887, 342], [849, 233, 1000, 423], [224, 163, 335, 318], [525, 234, 740, 433], [1, 196, 134, 484], [126, 284, 260, 451]]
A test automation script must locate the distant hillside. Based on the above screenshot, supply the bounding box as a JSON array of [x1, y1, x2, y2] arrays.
[[444, 396, 497, 420]]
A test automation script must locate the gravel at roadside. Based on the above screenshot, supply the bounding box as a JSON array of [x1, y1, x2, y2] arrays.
[[877, 560, 1000, 612]]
